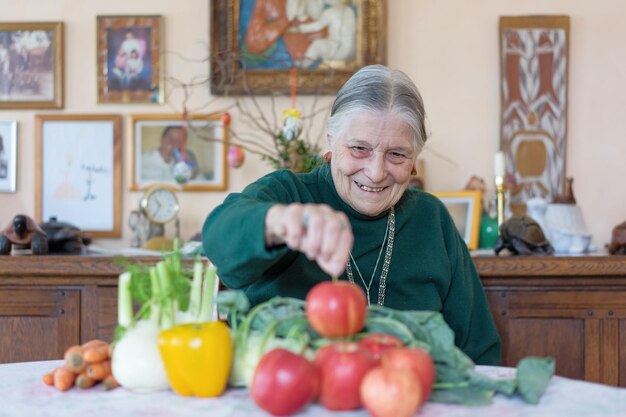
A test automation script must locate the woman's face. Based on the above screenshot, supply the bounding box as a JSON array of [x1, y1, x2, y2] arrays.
[[329, 112, 416, 216]]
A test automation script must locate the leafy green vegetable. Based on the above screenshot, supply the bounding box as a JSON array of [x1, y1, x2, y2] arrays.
[[516, 357, 555, 404]]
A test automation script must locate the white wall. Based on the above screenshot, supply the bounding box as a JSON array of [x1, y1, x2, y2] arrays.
[[0, 0, 624, 249]]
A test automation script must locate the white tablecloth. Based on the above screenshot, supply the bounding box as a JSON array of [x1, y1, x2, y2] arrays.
[[0, 360, 625, 417]]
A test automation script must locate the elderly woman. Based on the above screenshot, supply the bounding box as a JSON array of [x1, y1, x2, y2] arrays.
[[203, 65, 500, 365]]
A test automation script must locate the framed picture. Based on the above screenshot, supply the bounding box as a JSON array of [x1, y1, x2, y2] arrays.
[[0, 22, 63, 109], [96, 15, 164, 104], [499, 16, 570, 208], [35, 115, 123, 238], [130, 113, 228, 191], [0, 120, 17, 192], [210, 0, 387, 95], [432, 191, 483, 250]]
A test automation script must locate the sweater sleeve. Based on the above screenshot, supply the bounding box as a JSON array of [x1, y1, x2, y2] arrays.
[[201, 172, 299, 289], [440, 213, 502, 365]]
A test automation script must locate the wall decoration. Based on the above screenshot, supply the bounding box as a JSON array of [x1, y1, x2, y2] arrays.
[[97, 15, 164, 104], [130, 113, 228, 191], [0, 120, 17, 192], [210, 0, 387, 94], [499, 16, 570, 207], [432, 191, 483, 250], [35, 115, 123, 238], [0, 22, 63, 109]]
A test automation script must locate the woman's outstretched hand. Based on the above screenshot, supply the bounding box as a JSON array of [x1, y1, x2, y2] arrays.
[[265, 203, 353, 277]]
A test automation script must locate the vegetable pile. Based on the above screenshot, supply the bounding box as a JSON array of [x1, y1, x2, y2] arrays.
[[220, 280, 555, 416], [42, 339, 119, 391]]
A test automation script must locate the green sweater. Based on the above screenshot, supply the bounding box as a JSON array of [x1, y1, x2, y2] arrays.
[[203, 164, 501, 365]]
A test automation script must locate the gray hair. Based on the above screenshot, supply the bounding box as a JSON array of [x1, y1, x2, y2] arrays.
[[327, 64, 428, 156]]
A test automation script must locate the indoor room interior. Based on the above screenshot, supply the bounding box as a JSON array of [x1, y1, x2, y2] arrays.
[[0, 1, 624, 416]]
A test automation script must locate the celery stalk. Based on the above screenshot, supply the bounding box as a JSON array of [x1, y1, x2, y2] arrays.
[[189, 257, 204, 321], [156, 261, 175, 330], [199, 264, 217, 322], [117, 272, 133, 327]]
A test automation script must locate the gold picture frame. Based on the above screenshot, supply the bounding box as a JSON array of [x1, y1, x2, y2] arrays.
[[35, 114, 123, 238], [432, 191, 483, 250], [210, 0, 387, 95], [96, 15, 164, 104], [130, 113, 228, 192], [0, 22, 63, 109]]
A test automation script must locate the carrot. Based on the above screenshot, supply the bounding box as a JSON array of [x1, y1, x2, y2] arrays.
[[83, 343, 110, 363], [75, 373, 97, 389], [53, 367, 77, 391], [101, 374, 120, 391], [86, 360, 111, 380], [82, 339, 107, 350], [42, 368, 56, 386], [63, 345, 85, 371]]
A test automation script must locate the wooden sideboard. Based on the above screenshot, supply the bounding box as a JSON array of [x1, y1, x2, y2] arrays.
[[476, 255, 626, 387], [1, 254, 626, 387]]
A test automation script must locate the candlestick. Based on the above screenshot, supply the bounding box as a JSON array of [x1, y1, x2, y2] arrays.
[[494, 151, 506, 227]]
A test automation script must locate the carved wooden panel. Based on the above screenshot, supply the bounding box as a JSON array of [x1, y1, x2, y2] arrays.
[[0, 288, 80, 363]]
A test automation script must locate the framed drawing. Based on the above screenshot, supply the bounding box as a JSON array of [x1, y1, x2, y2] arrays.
[[97, 15, 164, 104], [0, 120, 17, 192], [0, 22, 63, 109], [130, 113, 228, 191], [500, 16, 570, 209], [432, 191, 482, 250], [210, 0, 387, 95], [35, 115, 123, 238]]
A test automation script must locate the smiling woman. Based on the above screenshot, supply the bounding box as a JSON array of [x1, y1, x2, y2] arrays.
[[202, 64, 501, 366]]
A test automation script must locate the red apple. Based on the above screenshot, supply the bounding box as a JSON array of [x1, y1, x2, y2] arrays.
[[358, 333, 404, 362], [251, 348, 319, 416], [381, 347, 436, 402], [360, 367, 423, 417], [305, 281, 367, 338], [314, 341, 377, 410]]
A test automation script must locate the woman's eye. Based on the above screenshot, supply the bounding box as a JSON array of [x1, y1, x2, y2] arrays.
[[387, 152, 408, 162], [349, 146, 370, 158]]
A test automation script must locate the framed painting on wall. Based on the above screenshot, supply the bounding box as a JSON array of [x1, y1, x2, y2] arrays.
[[0, 120, 17, 192], [0, 22, 63, 109], [130, 113, 228, 192], [432, 191, 483, 250], [210, 0, 387, 95], [499, 16, 570, 209], [96, 15, 164, 104], [35, 114, 123, 238]]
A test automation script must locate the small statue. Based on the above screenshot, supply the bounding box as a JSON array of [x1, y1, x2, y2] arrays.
[[608, 221, 626, 255], [0, 214, 48, 255], [495, 215, 554, 256], [39, 217, 92, 254]]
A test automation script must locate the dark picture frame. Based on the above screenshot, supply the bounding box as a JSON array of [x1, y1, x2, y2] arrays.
[[210, 0, 387, 95], [96, 15, 164, 104], [0, 22, 63, 109]]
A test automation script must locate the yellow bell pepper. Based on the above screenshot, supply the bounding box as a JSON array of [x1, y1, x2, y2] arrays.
[[158, 321, 232, 397]]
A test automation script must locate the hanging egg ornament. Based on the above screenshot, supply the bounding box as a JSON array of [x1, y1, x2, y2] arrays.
[[228, 146, 245, 168], [221, 112, 231, 127]]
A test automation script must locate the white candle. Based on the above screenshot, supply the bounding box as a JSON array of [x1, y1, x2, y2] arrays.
[[494, 151, 505, 178]]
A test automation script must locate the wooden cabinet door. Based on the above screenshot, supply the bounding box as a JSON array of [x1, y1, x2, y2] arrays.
[[0, 288, 80, 363], [486, 288, 626, 386]]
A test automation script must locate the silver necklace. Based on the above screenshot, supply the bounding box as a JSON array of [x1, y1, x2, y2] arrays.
[[346, 206, 395, 306]]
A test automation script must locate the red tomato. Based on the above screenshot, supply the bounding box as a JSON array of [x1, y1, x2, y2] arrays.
[[221, 112, 231, 126], [305, 281, 367, 338], [357, 333, 404, 362], [251, 348, 319, 416], [360, 367, 423, 417], [381, 347, 436, 402], [314, 341, 377, 410]]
